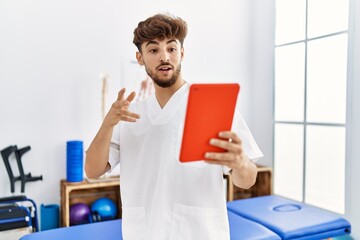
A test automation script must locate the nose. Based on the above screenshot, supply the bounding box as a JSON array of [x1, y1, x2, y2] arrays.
[[160, 51, 170, 63]]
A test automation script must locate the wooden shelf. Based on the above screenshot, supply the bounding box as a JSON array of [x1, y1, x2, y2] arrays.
[[225, 165, 272, 201], [60, 177, 121, 227]]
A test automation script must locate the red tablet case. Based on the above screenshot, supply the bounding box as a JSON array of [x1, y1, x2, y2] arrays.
[[179, 83, 240, 162]]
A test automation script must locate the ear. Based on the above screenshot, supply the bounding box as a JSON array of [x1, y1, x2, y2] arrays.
[[136, 52, 144, 66], [180, 47, 185, 62]]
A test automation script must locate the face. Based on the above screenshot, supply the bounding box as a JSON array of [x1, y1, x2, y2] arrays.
[[136, 38, 184, 88]]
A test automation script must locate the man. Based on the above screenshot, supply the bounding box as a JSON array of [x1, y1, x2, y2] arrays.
[[85, 13, 263, 240]]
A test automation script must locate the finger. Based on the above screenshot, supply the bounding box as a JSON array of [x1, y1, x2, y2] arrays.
[[219, 131, 242, 144], [119, 115, 138, 122], [117, 109, 140, 119], [205, 159, 231, 167], [126, 91, 137, 103], [209, 138, 241, 153], [205, 159, 237, 169], [205, 152, 236, 161], [112, 99, 129, 109], [117, 88, 126, 101]]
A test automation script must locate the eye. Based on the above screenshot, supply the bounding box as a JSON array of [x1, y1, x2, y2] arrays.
[[169, 47, 177, 52], [149, 49, 158, 53]]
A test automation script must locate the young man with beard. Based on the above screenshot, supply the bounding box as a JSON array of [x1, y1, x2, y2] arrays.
[[85, 13, 263, 240]]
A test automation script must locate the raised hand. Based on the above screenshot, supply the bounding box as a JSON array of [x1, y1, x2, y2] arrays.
[[103, 88, 140, 127]]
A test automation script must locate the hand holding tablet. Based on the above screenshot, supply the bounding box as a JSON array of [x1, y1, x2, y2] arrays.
[[179, 83, 240, 162]]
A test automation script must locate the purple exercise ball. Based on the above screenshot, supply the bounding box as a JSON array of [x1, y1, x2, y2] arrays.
[[70, 203, 90, 225]]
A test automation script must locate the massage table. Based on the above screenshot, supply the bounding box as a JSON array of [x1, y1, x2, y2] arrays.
[[20, 195, 352, 240], [227, 195, 351, 240], [20, 219, 122, 240], [19, 212, 280, 240], [228, 210, 281, 239]]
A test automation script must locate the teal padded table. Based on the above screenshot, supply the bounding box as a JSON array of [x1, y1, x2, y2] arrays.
[[20, 214, 280, 240], [20, 212, 281, 240], [227, 195, 351, 240], [21, 198, 352, 240], [20, 219, 122, 240], [228, 210, 280, 239]]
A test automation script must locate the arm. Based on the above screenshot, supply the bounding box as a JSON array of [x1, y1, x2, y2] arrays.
[[205, 131, 258, 189], [85, 88, 140, 179], [229, 154, 257, 189]]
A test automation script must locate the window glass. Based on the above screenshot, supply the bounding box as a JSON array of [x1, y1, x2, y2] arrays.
[[275, 0, 306, 45], [308, 0, 349, 38], [275, 43, 305, 122], [274, 124, 304, 201], [305, 125, 345, 213], [307, 34, 348, 124]]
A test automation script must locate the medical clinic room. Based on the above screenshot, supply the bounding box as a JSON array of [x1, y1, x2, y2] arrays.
[[1, 0, 359, 239]]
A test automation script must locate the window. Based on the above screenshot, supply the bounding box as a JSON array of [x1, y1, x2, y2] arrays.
[[274, 0, 349, 214]]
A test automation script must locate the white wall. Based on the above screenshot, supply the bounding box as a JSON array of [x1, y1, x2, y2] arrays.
[[249, 0, 275, 167], [346, 0, 360, 237], [0, 0, 255, 211], [0, 0, 126, 205]]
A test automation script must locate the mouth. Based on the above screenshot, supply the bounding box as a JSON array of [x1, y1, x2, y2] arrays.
[[157, 65, 173, 72]]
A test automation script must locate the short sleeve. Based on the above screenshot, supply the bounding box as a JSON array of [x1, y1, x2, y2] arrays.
[[231, 111, 264, 163], [108, 123, 121, 173]]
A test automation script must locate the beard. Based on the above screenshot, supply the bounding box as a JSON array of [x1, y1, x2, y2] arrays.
[[145, 63, 181, 88]]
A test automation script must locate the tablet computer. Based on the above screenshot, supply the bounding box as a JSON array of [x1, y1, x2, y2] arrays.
[[179, 83, 240, 162]]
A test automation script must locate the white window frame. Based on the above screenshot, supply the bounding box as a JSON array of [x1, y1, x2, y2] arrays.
[[273, 0, 350, 214]]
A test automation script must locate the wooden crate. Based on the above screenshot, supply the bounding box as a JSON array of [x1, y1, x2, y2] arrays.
[[226, 165, 272, 201], [60, 177, 121, 227]]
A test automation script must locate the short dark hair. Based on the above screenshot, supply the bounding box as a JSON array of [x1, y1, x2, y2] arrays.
[[133, 13, 188, 52]]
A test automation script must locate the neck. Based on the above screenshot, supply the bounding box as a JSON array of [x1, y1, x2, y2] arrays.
[[154, 77, 186, 108]]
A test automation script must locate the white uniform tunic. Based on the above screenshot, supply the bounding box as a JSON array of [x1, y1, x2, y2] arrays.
[[108, 83, 263, 240]]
